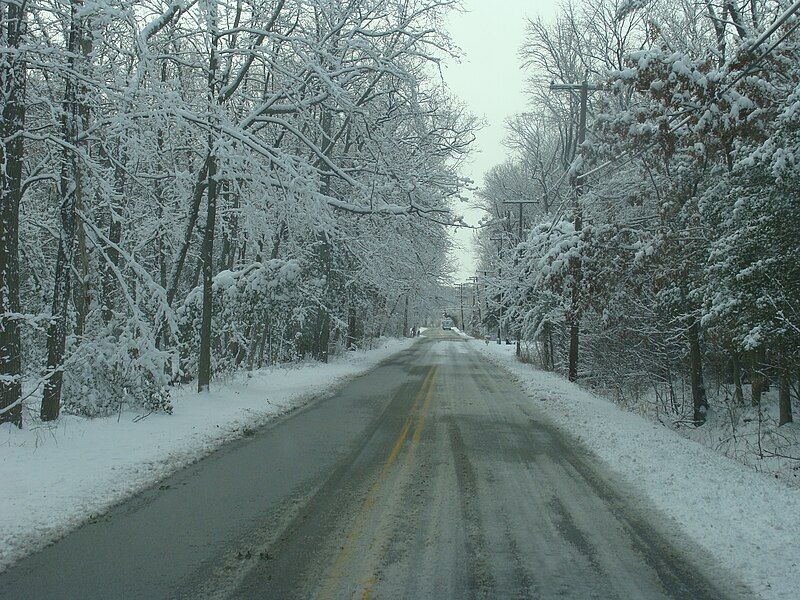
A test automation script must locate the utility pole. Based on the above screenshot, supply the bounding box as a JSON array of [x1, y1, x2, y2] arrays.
[[502, 200, 537, 242], [502, 199, 537, 357], [550, 79, 598, 381], [469, 275, 480, 330], [489, 236, 507, 345], [459, 283, 465, 332], [477, 270, 495, 341]]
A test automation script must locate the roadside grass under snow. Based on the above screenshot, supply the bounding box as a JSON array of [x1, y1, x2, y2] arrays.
[[0, 337, 412, 573], [472, 340, 800, 600]]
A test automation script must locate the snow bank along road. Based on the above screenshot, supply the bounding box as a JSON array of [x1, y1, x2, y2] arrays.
[[0, 329, 750, 599]]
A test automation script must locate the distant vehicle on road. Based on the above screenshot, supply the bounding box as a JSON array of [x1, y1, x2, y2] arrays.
[[441, 317, 453, 330]]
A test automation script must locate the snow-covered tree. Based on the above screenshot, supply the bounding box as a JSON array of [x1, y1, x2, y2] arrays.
[[476, 0, 799, 429], [0, 0, 473, 425]]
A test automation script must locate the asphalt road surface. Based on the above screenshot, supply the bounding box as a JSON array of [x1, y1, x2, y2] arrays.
[[0, 329, 747, 599]]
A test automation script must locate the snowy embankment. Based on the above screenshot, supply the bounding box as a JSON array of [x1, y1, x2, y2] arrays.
[[473, 340, 800, 600], [0, 338, 412, 573]]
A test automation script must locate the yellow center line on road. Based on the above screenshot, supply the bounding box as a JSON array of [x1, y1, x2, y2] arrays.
[[318, 365, 439, 599], [358, 365, 439, 598], [360, 577, 377, 600], [404, 366, 437, 467], [356, 364, 439, 599]]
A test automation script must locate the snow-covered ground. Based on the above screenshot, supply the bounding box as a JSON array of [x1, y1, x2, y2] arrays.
[[472, 340, 800, 600], [681, 389, 800, 485], [446, 325, 471, 339], [0, 338, 412, 573]]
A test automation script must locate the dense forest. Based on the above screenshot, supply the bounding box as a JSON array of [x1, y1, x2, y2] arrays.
[[472, 0, 799, 461], [0, 0, 472, 426]]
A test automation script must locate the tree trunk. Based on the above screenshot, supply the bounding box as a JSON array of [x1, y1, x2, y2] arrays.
[[41, 0, 85, 421], [704, 0, 728, 67], [197, 0, 220, 392], [567, 320, 578, 381], [196, 164, 218, 392], [72, 21, 93, 337], [778, 352, 792, 426], [346, 303, 356, 350], [313, 106, 334, 363], [0, 0, 26, 427], [687, 320, 708, 426], [402, 293, 409, 337], [731, 351, 744, 405], [311, 230, 332, 362], [246, 317, 264, 371], [220, 183, 239, 271], [317, 309, 330, 363], [73, 216, 89, 336], [156, 153, 167, 351], [166, 156, 209, 306], [102, 159, 124, 323], [751, 346, 766, 407], [541, 321, 555, 371], [257, 320, 270, 368]]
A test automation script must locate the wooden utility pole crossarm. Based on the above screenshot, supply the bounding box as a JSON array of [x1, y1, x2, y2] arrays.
[[502, 200, 538, 242]]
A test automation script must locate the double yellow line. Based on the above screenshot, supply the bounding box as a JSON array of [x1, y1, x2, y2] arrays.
[[319, 365, 439, 599]]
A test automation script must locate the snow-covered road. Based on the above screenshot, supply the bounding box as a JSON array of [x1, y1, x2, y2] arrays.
[[0, 330, 760, 599]]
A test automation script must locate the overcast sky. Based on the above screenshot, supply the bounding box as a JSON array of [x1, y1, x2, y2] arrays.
[[443, 0, 557, 281]]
